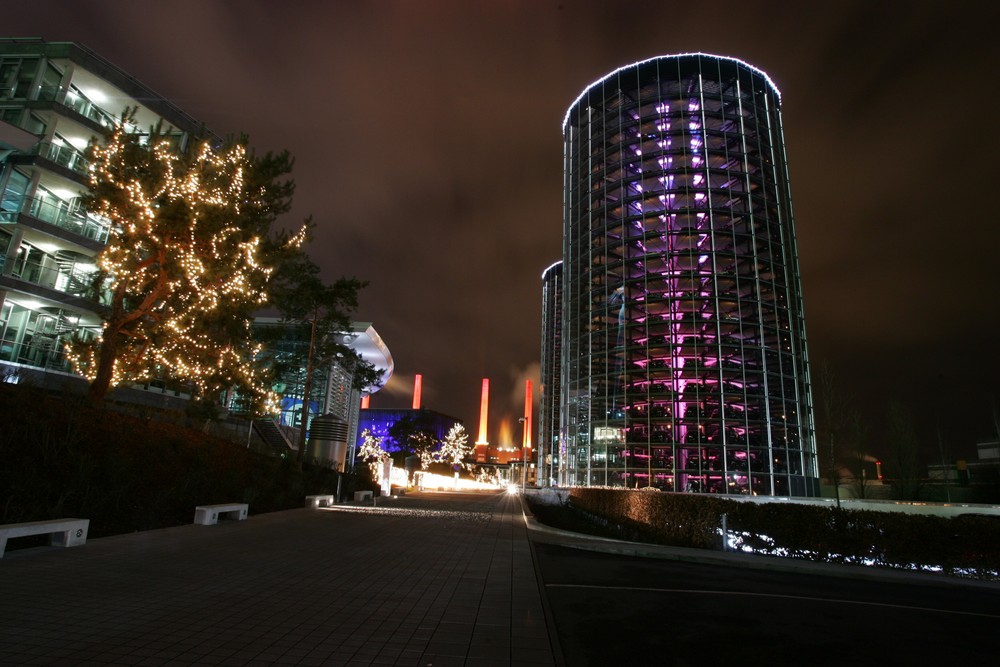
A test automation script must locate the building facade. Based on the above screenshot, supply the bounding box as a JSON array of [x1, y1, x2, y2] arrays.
[[0, 40, 394, 457], [560, 54, 818, 496], [1, 39, 207, 385], [357, 408, 463, 458], [252, 319, 393, 460], [537, 260, 562, 486]]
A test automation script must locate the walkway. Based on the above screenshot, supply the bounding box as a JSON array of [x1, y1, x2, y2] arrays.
[[0, 491, 554, 666]]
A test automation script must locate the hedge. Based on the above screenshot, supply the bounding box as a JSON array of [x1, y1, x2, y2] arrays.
[[0, 385, 373, 540]]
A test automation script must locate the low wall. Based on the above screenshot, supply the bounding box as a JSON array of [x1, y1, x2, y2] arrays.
[[527, 487, 1000, 518]]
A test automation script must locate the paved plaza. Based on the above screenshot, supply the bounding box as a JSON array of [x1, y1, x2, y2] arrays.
[[0, 491, 554, 666], [5, 489, 997, 666]]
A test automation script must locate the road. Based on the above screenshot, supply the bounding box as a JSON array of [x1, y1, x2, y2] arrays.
[[531, 541, 1000, 667]]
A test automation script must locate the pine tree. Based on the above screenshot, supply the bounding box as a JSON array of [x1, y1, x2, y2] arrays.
[[67, 115, 298, 411], [267, 227, 381, 462]]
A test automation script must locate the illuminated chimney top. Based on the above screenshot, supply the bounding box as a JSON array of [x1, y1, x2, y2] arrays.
[[412, 374, 422, 410], [476, 378, 490, 445]]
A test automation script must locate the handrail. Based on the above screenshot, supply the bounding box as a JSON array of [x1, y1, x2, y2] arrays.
[[1, 195, 110, 243]]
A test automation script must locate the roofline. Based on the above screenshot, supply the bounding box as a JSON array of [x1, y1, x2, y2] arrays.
[[562, 53, 781, 131], [541, 260, 562, 279], [0, 38, 213, 140]]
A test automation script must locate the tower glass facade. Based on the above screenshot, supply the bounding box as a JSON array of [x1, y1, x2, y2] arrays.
[[561, 54, 818, 496], [537, 261, 562, 486]]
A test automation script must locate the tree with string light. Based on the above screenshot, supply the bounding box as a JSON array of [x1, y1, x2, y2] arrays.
[[357, 428, 390, 484], [67, 114, 301, 412], [434, 423, 472, 470]]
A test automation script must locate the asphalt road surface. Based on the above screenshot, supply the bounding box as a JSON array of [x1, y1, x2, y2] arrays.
[[532, 542, 1000, 667]]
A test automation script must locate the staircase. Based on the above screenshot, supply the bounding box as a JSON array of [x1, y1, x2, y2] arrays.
[[253, 418, 294, 451]]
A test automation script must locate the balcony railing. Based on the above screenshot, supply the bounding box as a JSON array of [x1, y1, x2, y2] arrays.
[[0, 335, 73, 372], [37, 140, 90, 176], [0, 195, 111, 243], [36, 84, 117, 129], [7, 255, 100, 300]]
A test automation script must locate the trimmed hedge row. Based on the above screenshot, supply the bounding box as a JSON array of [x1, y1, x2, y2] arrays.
[[1, 386, 370, 540], [569, 488, 1000, 578]]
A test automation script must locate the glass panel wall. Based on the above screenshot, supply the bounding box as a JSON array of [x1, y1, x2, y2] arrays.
[[0, 301, 94, 371], [561, 55, 818, 496]]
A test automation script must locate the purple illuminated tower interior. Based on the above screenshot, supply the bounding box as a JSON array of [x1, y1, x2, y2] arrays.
[[559, 54, 818, 496]]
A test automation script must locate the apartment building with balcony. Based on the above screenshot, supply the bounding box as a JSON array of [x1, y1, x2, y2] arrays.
[[0, 38, 209, 383]]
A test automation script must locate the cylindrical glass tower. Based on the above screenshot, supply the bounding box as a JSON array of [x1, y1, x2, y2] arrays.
[[561, 54, 818, 496], [538, 261, 563, 487]]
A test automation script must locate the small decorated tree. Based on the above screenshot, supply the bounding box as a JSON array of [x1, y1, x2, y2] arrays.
[[357, 429, 390, 484], [435, 423, 472, 469]]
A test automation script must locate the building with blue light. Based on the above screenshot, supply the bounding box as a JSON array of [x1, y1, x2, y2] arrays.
[[558, 54, 818, 496], [357, 408, 462, 453], [251, 319, 393, 460]]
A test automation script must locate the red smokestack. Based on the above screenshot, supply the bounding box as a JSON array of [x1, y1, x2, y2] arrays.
[[412, 374, 422, 410], [476, 378, 489, 445], [522, 380, 532, 454]]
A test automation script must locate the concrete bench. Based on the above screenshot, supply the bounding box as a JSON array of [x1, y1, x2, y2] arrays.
[[305, 495, 336, 509], [354, 490, 373, 503], [193, 503, 248, 525], [0, 518, 89, 558]]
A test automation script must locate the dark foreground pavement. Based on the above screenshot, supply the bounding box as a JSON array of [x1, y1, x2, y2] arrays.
[[4, 490, 999, 666], [0, 491, 553, 666]]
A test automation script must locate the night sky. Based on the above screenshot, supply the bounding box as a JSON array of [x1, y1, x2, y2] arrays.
[[8, 1, 1000, 462]]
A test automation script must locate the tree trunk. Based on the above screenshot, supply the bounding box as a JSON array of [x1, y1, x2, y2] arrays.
[[295, 318, 317, 465], [87, 330, 121, 407]]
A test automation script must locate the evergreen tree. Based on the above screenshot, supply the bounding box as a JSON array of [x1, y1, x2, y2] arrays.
[[268, 225, 381, 462], [388, 411, 438, 467], [68, 115, 298, 411]]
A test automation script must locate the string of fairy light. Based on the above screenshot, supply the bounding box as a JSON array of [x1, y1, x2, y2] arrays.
[[66, 123, 304, 413]]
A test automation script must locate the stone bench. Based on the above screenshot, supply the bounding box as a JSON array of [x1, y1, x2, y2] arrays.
[[305, 495, 336, 509], [193, 503, 248, 525], [353, 490, 373, 503], [0, 518, 89, 558]]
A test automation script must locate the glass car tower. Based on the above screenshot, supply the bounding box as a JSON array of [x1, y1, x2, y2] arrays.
[[560, 54, 818, 496]]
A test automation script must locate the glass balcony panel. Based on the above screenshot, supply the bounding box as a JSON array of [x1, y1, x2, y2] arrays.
[[15, 196, 110, 243], [37, 140, 90, 175]]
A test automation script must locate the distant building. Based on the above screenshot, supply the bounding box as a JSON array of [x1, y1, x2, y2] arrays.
[[0, 39, 210, 388], [978, 438, 1000, 462], [926, 437, 1000, 503], [537, 261, 562, 485], [556, 54, 819, 496], [251, 318, 393, 459], [357, 407, 463, 459]]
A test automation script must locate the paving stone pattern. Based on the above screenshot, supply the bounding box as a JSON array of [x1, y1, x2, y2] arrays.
[[0, 491, 555, 666]]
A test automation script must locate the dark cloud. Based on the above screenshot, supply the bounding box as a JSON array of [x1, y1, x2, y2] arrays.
[[7, 0, 1000, 459]]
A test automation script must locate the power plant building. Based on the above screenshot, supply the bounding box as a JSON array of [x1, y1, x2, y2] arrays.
[[558, 54, 818, 496]]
